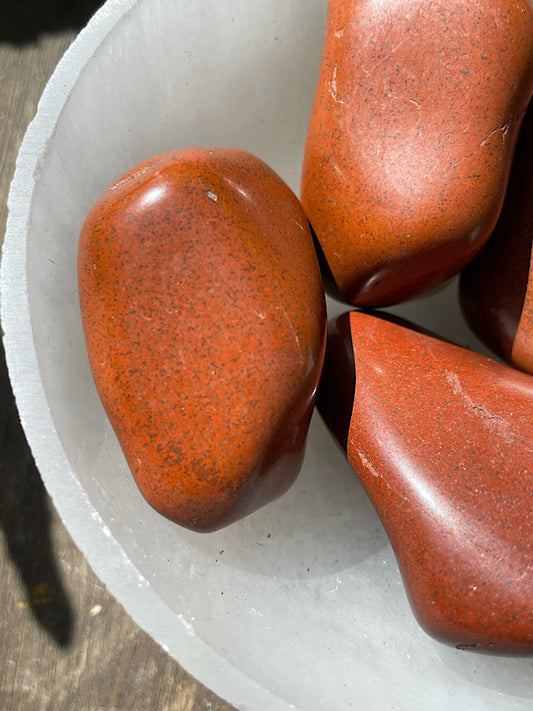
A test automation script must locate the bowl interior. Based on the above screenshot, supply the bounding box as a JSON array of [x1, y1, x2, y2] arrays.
[[3, 0, 533, 709]]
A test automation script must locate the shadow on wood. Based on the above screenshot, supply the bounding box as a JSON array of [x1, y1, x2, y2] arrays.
[[0, 0, 105, 44], [0, 337, 73, 647]]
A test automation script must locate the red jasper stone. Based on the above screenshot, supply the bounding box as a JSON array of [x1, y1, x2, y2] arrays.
[[78, 148, 326, 532], [318, 311, 533, 652], [301, 0, 533, 307], [460, 103, 533, 375]]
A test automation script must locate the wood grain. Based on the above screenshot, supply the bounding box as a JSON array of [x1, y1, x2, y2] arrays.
[[0, 17, 236, 711]]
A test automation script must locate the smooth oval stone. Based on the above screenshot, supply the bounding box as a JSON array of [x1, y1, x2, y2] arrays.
[[318, 311, 533, 652], [301, 0, 533, 307], [460, 102, 533, 375], [79, 148, 326, 532]]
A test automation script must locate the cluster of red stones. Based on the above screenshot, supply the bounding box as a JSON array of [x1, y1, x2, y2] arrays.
[[303, 0, 533, 653], [78, 0, 533, 654]]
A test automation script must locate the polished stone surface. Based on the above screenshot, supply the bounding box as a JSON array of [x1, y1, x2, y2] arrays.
[[318, 310, 533, 652], [301, 0, 533, 307], [78, 147, 326, 532], [460, 103, 533, 375]]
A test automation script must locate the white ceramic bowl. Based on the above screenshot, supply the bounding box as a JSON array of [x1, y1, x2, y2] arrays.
[[2, 1, 533, 709]]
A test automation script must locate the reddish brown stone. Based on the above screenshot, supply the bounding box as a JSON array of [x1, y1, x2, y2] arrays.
[[78, 148, 326, 532], [301, 0, 533, 307], [460, 103, 533, 375], [318, 311, 533, 652]]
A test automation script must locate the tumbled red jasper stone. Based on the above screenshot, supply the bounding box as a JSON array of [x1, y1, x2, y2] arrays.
[[78, 148, 326, 532], [318, 311, 533, 652], [301, 0, 533, 307], [460, 103, 533, 375]]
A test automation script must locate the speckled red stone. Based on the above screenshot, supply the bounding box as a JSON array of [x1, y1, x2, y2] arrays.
[[301, 0, 533, 307], [78, 148, 326, 532], [318, 311, 533, 652], [460, 103, 533, 375]]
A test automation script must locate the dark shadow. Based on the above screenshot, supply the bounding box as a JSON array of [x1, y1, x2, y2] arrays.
[[308, 220, 345, 303], [0, 0, 105, 44], [316, 312, 355, 451], [0, 336, 73, 646]]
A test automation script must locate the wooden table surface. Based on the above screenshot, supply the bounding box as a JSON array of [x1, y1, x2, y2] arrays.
[[0, 5, 236, 710]]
